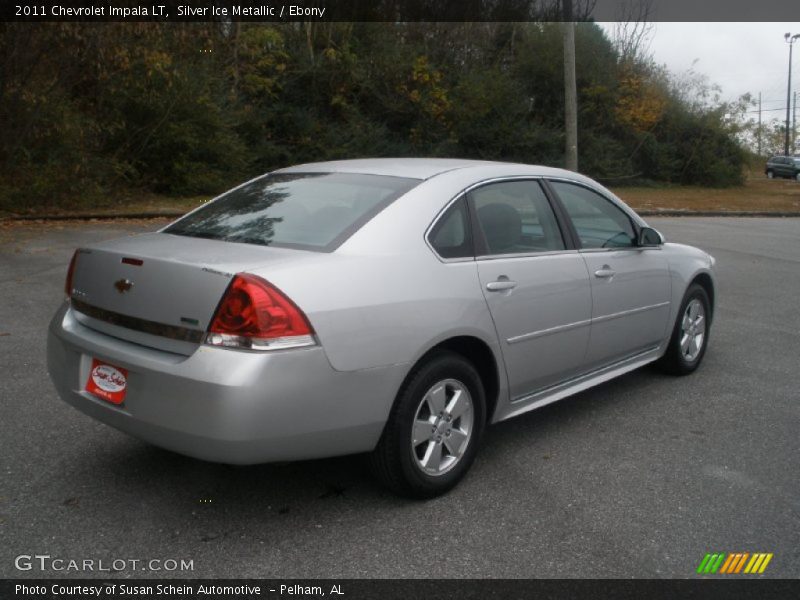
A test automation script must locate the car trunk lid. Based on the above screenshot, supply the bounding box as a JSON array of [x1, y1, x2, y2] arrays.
[[69, 232, 308, 355]]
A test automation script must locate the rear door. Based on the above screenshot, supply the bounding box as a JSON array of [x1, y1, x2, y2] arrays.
[[547, 180, 671, 370], [468, 179, 592, 399]]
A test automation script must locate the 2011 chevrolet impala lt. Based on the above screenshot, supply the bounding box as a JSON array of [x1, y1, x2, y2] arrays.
[[47, 159, 715, 497]]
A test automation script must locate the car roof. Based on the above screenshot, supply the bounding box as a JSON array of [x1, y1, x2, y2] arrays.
[[274, 158, 579, 181]]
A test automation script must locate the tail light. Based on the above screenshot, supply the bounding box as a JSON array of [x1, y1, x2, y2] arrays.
[[206, 273, 315, 351], [65, 250, 79, 298]]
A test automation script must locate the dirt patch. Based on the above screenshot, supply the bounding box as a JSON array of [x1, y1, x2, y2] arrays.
[[2, 175, 799, 220], [611, 176, 800, 214]]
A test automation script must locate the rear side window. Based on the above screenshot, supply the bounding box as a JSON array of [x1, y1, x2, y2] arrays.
[[468, 180, 565, 255], [549, 181, 636, 249], [165, 172, 420, 252], [428, 196, 473, 259]]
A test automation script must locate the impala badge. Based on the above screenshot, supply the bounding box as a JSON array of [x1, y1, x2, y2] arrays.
[[114, 279, 133, 294]]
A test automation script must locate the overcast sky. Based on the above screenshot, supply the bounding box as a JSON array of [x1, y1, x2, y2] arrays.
[[598, 22, 800, 121]]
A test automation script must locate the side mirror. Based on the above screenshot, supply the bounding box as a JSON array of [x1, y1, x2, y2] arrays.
[[638, 226, 664, 247]]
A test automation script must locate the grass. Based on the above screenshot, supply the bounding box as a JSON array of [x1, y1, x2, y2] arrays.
[[611, 174, 800, 214], [0, 192, 210, 219]]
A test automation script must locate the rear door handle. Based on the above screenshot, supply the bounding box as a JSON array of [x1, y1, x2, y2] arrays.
[[594, 266, 616, 279], [486, 280, 518, 292]]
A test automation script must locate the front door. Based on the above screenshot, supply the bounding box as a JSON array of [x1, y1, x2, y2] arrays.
[[548, 181, 672, 369]]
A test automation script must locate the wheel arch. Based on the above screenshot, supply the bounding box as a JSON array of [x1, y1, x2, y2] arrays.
[[406, 335, 503, 424], [690, 271, 715, 323]]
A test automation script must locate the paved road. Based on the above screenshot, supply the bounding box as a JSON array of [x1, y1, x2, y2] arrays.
[[1, 217, 798, 579]]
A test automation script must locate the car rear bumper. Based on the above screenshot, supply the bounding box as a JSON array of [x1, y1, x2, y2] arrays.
[[47, 303, 407, 464]]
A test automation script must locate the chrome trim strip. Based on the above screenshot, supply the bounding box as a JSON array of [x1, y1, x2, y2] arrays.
[[544, 175, 646, 226], [476, 248, 579, 262], [424, 175, 557, 264], [592, 301, 671, 325], [423, 193, 475, 264], [499, 346, 662, 421], [507, 318, 591, 344], [505, 301, 669, 345], [457, 175, 546, 196], [579, 246, 661, 254], [425, 174, 650, 262], [71, 299, 205, 344]]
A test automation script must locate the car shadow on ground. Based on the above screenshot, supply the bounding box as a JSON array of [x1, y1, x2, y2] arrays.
[[54, 365, 674, 524]]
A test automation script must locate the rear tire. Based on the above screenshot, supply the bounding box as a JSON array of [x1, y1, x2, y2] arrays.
[[657, 284, 711, 375], [370, 351, 486, 498]]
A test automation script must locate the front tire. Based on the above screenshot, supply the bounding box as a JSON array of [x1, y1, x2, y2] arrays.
[[370, 351, 486, 498], [766, 170, 774, 179], [657, 283, 711, 375]]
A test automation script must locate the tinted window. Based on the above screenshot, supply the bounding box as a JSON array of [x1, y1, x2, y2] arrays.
[[469, 181, 565, 255], [428, 196, 473, 259], [165, 173, 419, 251], [550, 181, 636, 249]]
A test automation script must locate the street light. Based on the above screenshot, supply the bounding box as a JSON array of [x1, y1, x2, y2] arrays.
[[784, 33, 800, 156]]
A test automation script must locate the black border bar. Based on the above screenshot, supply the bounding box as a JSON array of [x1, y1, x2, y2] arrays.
[[3, 579, 800, 600], [3, 0, 800, 22]]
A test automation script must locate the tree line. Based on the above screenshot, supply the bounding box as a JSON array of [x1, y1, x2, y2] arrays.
[[0, 21, 748, 211]]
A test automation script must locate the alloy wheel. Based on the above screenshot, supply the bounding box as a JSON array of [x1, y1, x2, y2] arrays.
[[680, 298, 706, 362], [410, 379, 474, 476]]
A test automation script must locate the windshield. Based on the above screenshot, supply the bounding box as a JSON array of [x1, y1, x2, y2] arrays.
[[165, 172, 420, 251]]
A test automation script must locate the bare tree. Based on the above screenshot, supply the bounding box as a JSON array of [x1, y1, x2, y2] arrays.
[[612, 0, 655, 63]]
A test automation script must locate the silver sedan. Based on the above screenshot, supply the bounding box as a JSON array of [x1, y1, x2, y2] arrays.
[[47, 159, 715, 497]]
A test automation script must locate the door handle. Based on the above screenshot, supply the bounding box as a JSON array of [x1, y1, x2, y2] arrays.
[[594, 266, 616, 279], [486, 279, 518, 292]]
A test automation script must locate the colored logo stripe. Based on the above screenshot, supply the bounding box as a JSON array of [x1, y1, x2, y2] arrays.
[[697, 553, 773, 574], [697, 553, 726, 574], [719, 553, 748, 573], [745, 553, 773, 574]]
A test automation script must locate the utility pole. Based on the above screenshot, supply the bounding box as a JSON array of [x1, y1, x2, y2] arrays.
[[793, 91, 797, 154], [563, 0, 578, 171], [784, 33, 799, 156], [758, 92, 762, 157]]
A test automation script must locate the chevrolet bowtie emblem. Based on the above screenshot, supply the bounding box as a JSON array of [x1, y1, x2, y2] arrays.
[[114, 279, 133, 293]]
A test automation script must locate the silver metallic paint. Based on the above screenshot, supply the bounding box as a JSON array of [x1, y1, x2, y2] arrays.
[[47, 159, 716, 464]]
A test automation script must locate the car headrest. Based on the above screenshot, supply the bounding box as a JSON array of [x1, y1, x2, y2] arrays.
[[477, 203, 521, 254]]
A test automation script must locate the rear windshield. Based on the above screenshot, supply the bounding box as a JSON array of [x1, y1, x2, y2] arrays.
[[165, 172, 420, 251]]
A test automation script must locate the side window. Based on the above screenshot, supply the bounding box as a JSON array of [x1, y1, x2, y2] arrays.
[[550, 181, 636, 249], [468, 181, 565, 255], [428, 196, 473, 259]]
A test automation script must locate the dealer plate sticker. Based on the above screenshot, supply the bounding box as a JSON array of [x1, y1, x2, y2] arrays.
[[85, 359, 128, 405]]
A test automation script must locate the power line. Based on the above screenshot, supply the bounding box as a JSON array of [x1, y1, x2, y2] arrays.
[[744, 106, 789, 113]]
